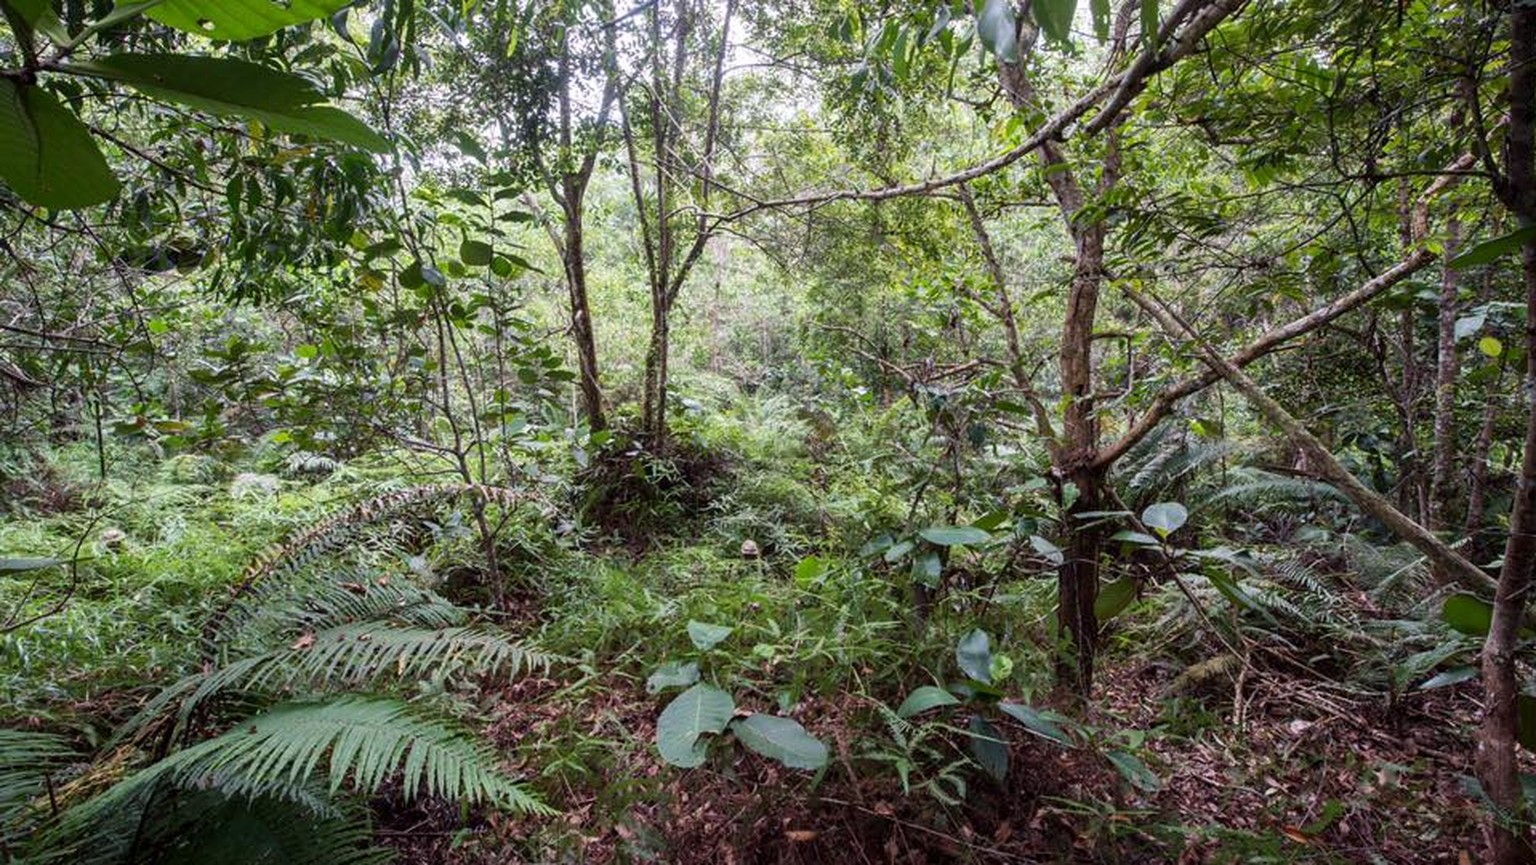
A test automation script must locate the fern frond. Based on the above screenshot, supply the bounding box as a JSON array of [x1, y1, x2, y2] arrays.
[[119, 625, 552, 747], [0, 730, 76, 830], [75, 697, 550, 849], [1206, 468, 1347, 509]]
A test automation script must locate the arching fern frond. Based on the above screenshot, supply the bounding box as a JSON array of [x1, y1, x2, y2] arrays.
[[1205, 467, 1347, 509], [118, 625, 553, 747], [72, 698, 549, 839], [0, 730, 76, 834]]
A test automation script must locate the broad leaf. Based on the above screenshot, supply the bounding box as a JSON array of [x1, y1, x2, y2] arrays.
[[976, 0, 1019, 64], [1448, 226, 1536, 270], [1090, 0, 1111, 41], [1141, 502, 1188, 538], [1106, 749, 1160, 791], [1441, 593, 1492, 636], [686, 621, 734, 651], [1094, 577, 1137, 621], [1029, 535, 1064, 565], [730, 714, 828, 770], [956, 628, 993, 684], [656, 683, 734, 768], [998, 701, 1072, 746], [1109, 530, 1160, 546], [73, 54, 388, 152], [0, 80, 118, 208], [967, 714, 1008, 782], [918, 525, 990, 546], [143, 0, 354, 41], [911, 549, 942, 588], [646, 660, 700, 695], [460, 239, 493, 267], [896, 685, 960, 719], [1032, 0, 1076, 46]]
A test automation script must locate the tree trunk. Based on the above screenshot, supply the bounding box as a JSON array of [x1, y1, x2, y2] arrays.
[[1478, 5, 1536, 861], [562, 184, 607, 432], [1430, 99, 1467, 530]]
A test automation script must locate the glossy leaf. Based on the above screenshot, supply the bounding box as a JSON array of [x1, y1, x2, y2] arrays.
[[143, 0, 354, 41], [1419, 667, 1477, 691], [1141, 502, 1188, 538], [1032, 0, 1076, 46], [896, 685, 960, 719], [918, 525, 990, 546], [1106, 750, 1160, 791], [976, 0, 1019, 64], [967, 714, 1008, 781], [956, 628, 993, 684], [1448, 226, 1536, 270], [0, 80, 118, 208], [460, 239, 493, 267], [730, 714, 828, 770], [998, 701, 1072, 745], [656, 683, 734, 768], [75, 54, 389, 152]]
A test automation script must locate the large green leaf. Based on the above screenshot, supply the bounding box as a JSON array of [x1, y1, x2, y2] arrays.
[[656, 683, 734, 768], [1141, 501, 1188, 538], [1, 0, 68, 46], [1442, 593, 1493, 636], [0, 80, 119, 208], [955, 628, 993, 684], [1448, 226, 1536, 270], [1094, 577, 1138, 621], [998, 701, 1072, 746], [896, 685, 960, 719], [1031, 0, 1076, 46], [646, 660, 700, 695], [730, 714, 828, 770], [72, 54, 389, 152], [918, 525, 990, 546], [967, 714, 1008, 782], [686, 620, 734, 651], [140, 0, 353, 41], [976, 0, 1019, 64]]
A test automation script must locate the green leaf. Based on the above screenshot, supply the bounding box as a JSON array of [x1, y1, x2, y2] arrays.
[[1479, 336, 1504, 358], [794, 555, 828, 585], [0, 557, 64, 572], [142, 0, 354, 41], [997, 701, 1072, 745], [686, 621, 734, 651], [730, 714, 828, 770], [460, 239, 494, 267], [967, 714, 1008, 782], [918, 525, 990, 546], [1109, 530, 1160, 546], [1141, 501, 1188, 538], [1442, 593, 1493, 636], [452, 131, 487, 163], [656, 683, 734, 768], [956, 628, 993, 684], [896, 686, 960, 719], [1094, 577, 1137, 621], [646, 660, 700, 695], [2, 0, 67, 46], [0, 80, 119, 208], [1140, 0, 1160, 47], [1106, 749, 1160, 791], [73, 54, 388, 152], [1090, 0, 1110, 41], [976, 0, 1019, 64], [1031, 0, 1076, 46], [1419, 667, 1477, 691], [1029, 535, 1064, 565], [1448, 227, 1536, 269], [911, 549, 942, 588]]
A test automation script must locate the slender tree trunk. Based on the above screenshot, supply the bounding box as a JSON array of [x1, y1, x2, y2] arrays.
[[562, 181, 607, 432], [1478, 4, 1536, 861], [1430, 100, 1468, 530]]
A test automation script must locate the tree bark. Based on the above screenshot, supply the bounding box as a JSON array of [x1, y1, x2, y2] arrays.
[[1477, 6, 1536, 860]]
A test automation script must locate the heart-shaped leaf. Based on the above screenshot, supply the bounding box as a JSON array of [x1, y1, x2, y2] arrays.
[[656, 683, 734, 768], [687, 621, 734, 651], [646, 660, 700, 695], [956, 628, 993, 684], [1141, 502, 1188, 538]]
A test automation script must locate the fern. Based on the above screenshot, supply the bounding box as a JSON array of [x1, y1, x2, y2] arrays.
[[0, 730, 76, 840]]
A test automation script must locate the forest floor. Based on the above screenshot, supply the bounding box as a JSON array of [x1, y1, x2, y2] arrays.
[[385, 659, 1485, 864]]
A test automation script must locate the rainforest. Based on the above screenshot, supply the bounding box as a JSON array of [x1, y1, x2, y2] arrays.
[[2, 1, 1535, 863]]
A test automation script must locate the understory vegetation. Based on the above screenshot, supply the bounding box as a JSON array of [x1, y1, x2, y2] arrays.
[[3, 1, 1536, 863]]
